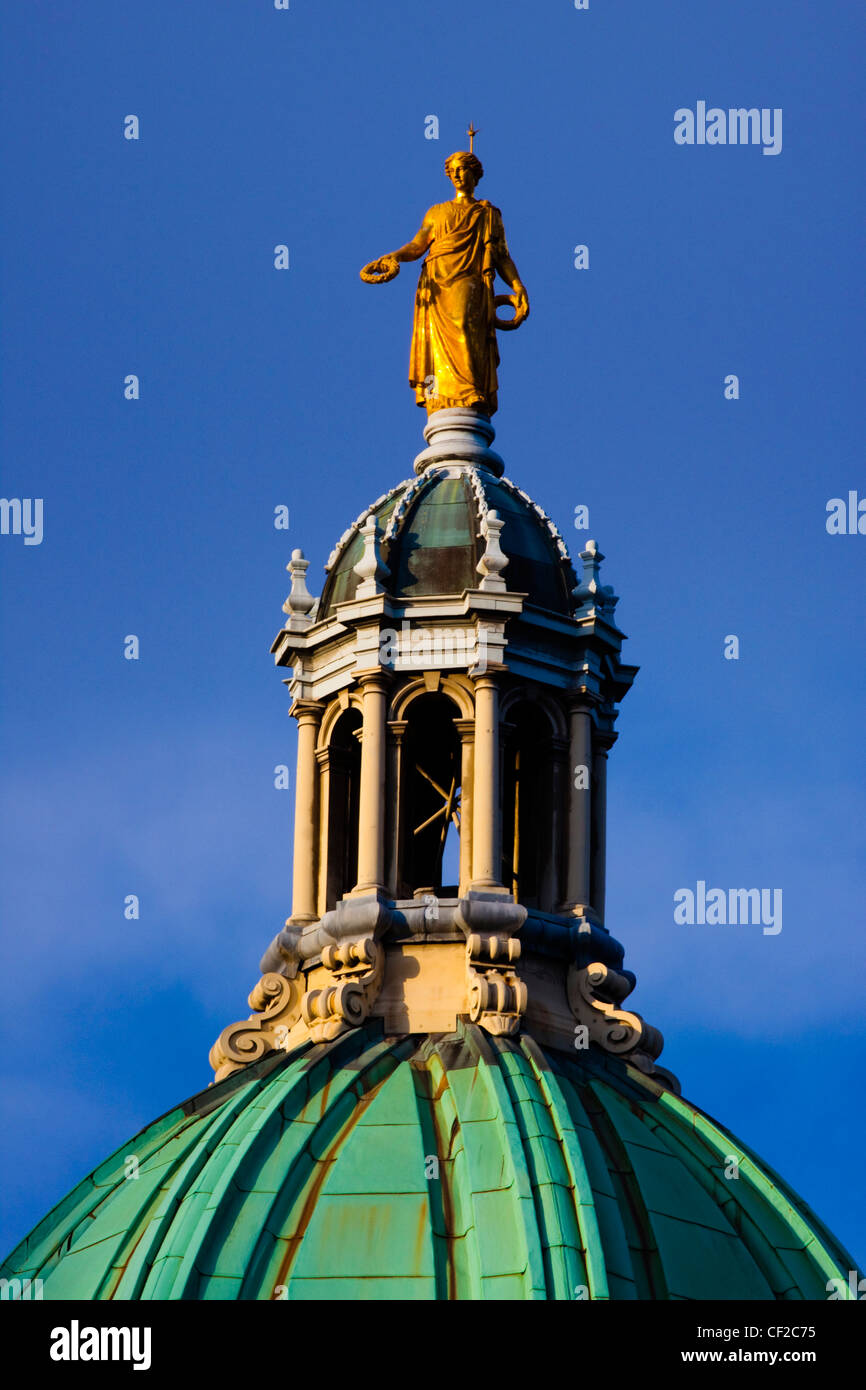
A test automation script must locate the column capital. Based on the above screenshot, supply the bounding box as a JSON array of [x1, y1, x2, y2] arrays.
[[471, 668, 505, 689], [354, 668, 392, 694], [593, 731, 617, 754], [454, 718, 476, 741], [290, 698, 326, 724], [567, 692, 600, 716]]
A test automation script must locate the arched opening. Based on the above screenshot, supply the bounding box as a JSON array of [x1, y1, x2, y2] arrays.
[[441, 818, 460, 890], [323, 707, 362, 909], [398, 693, 462, 897], [501, 702, 557, 910]]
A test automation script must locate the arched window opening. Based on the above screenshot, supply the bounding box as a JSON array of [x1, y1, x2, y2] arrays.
[[502, 702, 556, 910], [440, 818, 460, 892], [398, 693, 462, 897], [324, 707, 362, 909]]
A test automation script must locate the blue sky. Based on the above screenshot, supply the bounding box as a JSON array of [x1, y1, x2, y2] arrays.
[[1, 0, 864, 1272]]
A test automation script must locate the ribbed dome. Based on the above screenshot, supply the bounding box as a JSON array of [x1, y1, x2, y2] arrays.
[[3, 1021, 853, 1301], [319, 468, 577, 620]]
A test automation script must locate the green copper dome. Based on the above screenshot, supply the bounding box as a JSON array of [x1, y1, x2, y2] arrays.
[[318, 467, 577, 620], [2, 1020, 854, 1301]]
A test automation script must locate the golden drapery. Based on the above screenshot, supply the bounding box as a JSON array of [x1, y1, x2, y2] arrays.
[[410, 199, 507, 415]]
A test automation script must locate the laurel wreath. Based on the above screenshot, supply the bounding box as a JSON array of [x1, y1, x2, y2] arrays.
[[494, 293, 527, 331], [360, 256, 400, 284]]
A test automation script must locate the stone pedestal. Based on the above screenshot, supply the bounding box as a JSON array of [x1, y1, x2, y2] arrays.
[[413, 408, 505, 476]]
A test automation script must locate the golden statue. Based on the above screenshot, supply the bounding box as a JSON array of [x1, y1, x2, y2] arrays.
[[360, 128, 529, 417]]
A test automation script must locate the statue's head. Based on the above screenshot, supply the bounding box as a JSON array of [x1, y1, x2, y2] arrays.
[[445, 151, 483, 192]]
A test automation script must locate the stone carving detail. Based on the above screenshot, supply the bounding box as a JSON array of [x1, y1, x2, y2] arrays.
[[567, 961, 676, 1085], [324, 486, 399, 572], [466, 465, 490, 527], [476, 510, 509, 591], [466, 932, 527, 1037], [352, 515, 389, 598], [571, 539, 618, 617], [500, 473, 574, 571], [383, 473, 427, 544], [301, 937, 384, 1043], [209, 972, 303, 1083], [282, 548, 317, 629]]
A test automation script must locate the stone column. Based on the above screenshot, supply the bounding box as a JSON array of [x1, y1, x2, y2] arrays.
[[289, 700, 325, 924], [471, 675, 502, 889], [315, 745, 331, 916], [541, 733, 569, 914], [561, 700, 593, 914], [590, 739, 611, 924], [454, 718, 475, 895], [385, 719, 408, 897], [353, 671, 389, 895]]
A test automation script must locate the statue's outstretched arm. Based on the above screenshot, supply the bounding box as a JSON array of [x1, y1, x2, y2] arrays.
[[388, 223, 434, 263], [360, 222, 433, 285]]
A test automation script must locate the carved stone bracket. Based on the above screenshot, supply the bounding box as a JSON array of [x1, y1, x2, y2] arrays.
[[259, 921, 304, 980], [466, 933, 527, 1037], [301, 937, 384, 1043], [209, 972, 304, 1083], [567, 961, 678, 1089], [456, 891, 528, 1038]]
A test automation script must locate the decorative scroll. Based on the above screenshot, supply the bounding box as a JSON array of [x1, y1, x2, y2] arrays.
[[466, 932, 527, 1037], [301, 937, 384, 1044], [209, 972, 303, 1083], [567, 962, 675, 1085]]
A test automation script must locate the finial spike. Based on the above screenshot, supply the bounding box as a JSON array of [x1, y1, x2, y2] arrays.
[[353, 515, 389, 598], [477, 509, 509, 592], [283, 548, 317, 629], [572, 538, 618, 614], [467, 122, 479, 154]]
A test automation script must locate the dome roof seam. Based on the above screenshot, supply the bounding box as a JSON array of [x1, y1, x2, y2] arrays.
[[499, 473, 576, 575], [324, 483, 407, 573], [2, 1020, 857, 1301]]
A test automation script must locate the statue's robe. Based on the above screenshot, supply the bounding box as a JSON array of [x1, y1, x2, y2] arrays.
[[410, 199, 508, 415]]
